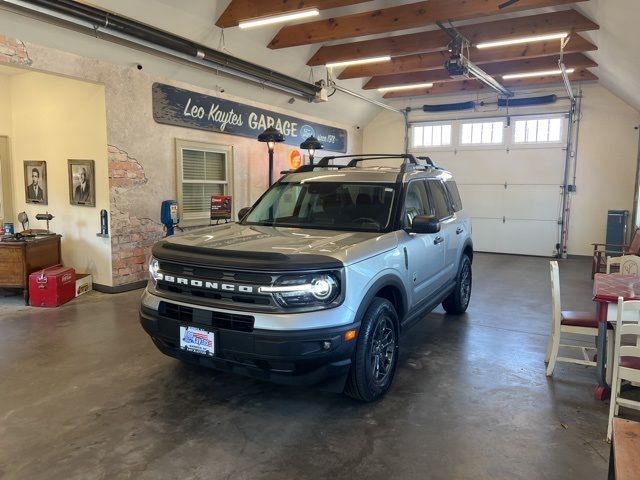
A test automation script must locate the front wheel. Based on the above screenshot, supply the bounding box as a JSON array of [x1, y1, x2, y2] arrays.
[[442, 254, 472, 314], [344, 298, 399, 402]]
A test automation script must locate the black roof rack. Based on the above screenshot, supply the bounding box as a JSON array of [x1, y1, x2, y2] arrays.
[[284, 153, 439, 175]]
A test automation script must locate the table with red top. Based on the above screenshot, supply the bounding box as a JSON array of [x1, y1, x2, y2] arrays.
[[592, 273, 640, 400]]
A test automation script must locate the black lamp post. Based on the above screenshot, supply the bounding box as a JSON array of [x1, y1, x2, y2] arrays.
[[257, 126, 285, 186], [300, 135, 324, 165]]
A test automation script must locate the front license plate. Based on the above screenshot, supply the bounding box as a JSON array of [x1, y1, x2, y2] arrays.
[[179, 326, 215, 356]]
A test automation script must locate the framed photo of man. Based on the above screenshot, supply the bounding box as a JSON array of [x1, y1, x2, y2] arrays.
[[68, 159, 96, 207], [24, 161, 48, 205]]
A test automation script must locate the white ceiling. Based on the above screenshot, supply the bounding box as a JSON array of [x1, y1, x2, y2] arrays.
[[575, 0, 640, 113], [0, 0, 638, 129]]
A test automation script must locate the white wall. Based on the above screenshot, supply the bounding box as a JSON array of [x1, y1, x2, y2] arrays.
[[568, 84, 640, 255], [8, 71, 112, 284], [363, 84, 640, 256]]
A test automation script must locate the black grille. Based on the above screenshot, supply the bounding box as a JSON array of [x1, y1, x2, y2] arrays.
[[159, 302, 255, 332], [157, 283, 271, 306]]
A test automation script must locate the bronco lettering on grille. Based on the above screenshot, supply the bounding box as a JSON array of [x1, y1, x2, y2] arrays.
[[157, 273, 255, 294]]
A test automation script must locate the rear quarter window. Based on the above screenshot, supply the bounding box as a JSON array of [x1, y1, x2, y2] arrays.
[[445, 180, 463, 212]]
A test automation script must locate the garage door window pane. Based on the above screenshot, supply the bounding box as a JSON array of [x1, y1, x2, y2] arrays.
[[461, 121, 504, 145], [514, 118, 563, 143], [537, 119, 549, 142], [412, 126, 423, 147], [442, 124, 452, 145], [549, 118, 562, 141], [412, 124, 452, 147], [461, 124, 472, 144], [432, 125, 442, 146]]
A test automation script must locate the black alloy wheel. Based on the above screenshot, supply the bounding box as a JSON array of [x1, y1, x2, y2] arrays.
[[442, 254, 472, 314], [345, 298, 399, 402]]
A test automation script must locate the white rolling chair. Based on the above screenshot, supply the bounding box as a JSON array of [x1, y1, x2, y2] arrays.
[[607, 297, 640, 442], [606, 254, 640, 275], [546, 261, 613, 376]]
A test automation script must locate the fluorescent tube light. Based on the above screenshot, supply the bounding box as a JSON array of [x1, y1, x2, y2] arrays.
[[326, 56, 391, 69], [476, 32, 569, 49], [503, 68, 574, 80], [239, 9, 319, 29], [378, 82, 434, 92]]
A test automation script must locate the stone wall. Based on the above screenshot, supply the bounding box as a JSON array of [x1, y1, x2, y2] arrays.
[[108, 145, 163, 286], [0, 35, 31, 66]]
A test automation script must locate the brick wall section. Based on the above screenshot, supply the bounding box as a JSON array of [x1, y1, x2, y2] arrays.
[[0, 35, 32, 66], [109, 145, 163, 286]]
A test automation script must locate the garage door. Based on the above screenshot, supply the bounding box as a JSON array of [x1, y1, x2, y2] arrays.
[[410, 115, 568, 257]]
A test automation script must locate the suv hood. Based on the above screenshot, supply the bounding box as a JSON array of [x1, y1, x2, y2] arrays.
[[162, 223, 397, 265]]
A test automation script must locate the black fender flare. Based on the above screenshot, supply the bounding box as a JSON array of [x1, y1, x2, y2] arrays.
[[462, 238, 474, 263], [353, 274, 408, 328]]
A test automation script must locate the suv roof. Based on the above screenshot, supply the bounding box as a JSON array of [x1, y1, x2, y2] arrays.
[[281, 154, 453, 184]]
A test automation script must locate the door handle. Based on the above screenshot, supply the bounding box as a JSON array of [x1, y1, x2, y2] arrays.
[[434, 236, 444, 245], [456, 227, 463, 235]]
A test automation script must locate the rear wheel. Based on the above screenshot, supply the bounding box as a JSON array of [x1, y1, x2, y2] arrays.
[[442, 254, 472, 314], [344, 298, 399, 402]]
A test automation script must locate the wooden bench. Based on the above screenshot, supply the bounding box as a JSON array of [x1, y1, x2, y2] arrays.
[[609, 418, 640, 479]]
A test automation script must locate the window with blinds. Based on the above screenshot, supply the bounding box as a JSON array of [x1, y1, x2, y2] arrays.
[[176, 141, 232, 224]]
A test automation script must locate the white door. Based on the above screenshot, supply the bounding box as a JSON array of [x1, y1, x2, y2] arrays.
[[411, 116, 567, 257]]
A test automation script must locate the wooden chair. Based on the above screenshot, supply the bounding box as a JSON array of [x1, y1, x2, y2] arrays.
[[607, 298, 640, 442], [606, 255, 640, 275], [546, 261, 613, 376], [593, 228, 640, 278]]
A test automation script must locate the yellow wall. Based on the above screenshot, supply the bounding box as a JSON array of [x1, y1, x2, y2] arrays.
[[0, 74, 10, 135], [8, 71, 112, 285]]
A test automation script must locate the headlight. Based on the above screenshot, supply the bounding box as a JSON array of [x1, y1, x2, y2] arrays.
[[259, 273, 340, 308], [148, 256, 160, 284]]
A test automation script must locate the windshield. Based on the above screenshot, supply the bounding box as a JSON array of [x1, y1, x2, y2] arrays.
[[243, 181, 398, 232]]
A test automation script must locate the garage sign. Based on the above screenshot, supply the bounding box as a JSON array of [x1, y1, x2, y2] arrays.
[[152, 83, 347, 153]]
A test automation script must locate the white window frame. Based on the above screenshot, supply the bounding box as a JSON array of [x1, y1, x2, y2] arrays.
[[175, 139, 233, 226], [511, 115, 566, 147], [410, 121, 454, 150], [459, 120, 505, 147]]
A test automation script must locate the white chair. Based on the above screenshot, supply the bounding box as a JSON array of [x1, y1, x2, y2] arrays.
[[546, 261, 613, 376], [607, 297, 640, 442], [606, 254, 640, 275]]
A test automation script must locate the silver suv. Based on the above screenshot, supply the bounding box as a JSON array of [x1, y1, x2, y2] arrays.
[[140, 154, 473, 401]]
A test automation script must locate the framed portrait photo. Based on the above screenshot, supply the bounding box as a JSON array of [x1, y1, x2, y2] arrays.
[[68, 159, 96, 207], [24, 161, 48, 205]]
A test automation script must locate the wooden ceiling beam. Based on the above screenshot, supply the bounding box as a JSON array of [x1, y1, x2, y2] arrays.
[[363, 53, 597, 89], [381, 69, 598, 99], [338, 34, 596, 79], [308, 9, 598, 66], [215, 0, 371, 28], [270, 0, 588, 49]]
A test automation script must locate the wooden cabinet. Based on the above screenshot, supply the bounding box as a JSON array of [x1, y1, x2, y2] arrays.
[[0, 234, 62, 304]]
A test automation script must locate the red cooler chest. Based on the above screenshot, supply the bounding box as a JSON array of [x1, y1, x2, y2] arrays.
[[29, 265, 76, 307]]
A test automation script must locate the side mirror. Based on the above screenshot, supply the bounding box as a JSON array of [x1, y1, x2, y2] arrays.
[[238, 207, 251, 222], [410, 215, 440, 234]]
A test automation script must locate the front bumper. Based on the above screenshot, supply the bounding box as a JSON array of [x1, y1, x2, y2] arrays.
[[140, 303, 360, 391]]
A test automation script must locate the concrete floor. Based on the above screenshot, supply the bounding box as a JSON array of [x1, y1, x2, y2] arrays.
[[0, 253, 638, 480]]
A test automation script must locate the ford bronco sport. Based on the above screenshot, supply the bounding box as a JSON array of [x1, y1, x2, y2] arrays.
[[140, 154, 473, 401]]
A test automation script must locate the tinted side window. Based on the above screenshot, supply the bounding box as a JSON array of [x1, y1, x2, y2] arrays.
[[404, 181, 430, 227], [445, 180, 463, 212], [427, 180, 452, 220]]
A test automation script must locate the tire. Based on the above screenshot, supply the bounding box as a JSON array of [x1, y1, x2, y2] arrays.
[[442, 254, 472, 315], [344, 298, 399, 402]]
